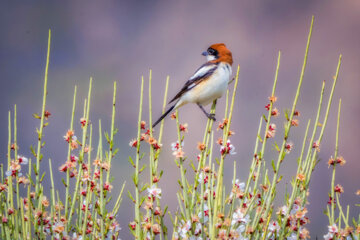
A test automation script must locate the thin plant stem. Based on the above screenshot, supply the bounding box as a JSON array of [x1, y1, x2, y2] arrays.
[[35, 29, 51, 196], [65, 86, 77, 218], [135, 77, 145, 239]]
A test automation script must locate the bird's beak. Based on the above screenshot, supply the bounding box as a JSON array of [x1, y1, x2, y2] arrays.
[[202, 51, 208, 56]]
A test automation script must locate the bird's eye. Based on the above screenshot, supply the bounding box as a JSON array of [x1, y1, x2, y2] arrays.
[[207, 48, 215, 55]]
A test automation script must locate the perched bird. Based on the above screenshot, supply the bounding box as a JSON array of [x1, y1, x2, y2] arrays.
[[152, 43, 233, 128]]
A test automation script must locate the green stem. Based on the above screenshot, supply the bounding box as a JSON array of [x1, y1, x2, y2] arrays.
[[67, 77, 92, 231], [212, 64, 240, 236], [65, 86, 77, 218], [35, 29, 51, 196], [135, 77, 144, 239], [251, 17, 314, 235], [330, 99, 341, 225], [106, 81, 117, 183]]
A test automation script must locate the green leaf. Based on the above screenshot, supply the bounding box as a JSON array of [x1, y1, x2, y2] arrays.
[[140, 184, 148, 193], [139, 196, 146, 207], [162, 225, 168, 234], [113, 148, 119, 156], [280, 151, 286, 161], [32, 163, 37, 175], [30, 145, 36, 157], [273, 141, 280, 152], [129, 228, 136, 236], [139, 164, 147, 173], [32, 113, 41, 119], [271, 159, 276, 173], [127, 191, 135, 203], [40, 172, 46, 182], [128, 156, 135, 167], [190, 161, 196, 172], [284, 109, 289, 121], [163, 205, 168, 216], [61, 178, 67, 187], [262, 114, 267, 122], [174, 159, 179, 167], [113, 128, 119, 135], [352, 218, 356, 227], [104, 132, 110, 143], [132, 174, 138, 186]]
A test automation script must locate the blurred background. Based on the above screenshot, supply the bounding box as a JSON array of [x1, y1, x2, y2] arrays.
[[0, 0, 359, 238]]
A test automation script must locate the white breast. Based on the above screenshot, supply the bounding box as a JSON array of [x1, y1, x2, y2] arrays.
[[181, 63, 232, 106]]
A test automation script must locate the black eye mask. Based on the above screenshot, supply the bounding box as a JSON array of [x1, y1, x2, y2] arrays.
[[207, 48, 219, 57]]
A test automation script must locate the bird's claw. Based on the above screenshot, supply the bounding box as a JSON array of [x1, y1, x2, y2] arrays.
[[208, 113, 216, 121]]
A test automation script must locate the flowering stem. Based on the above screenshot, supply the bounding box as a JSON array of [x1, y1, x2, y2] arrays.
[[35, 29, 51, 197], [98, 120, 105, 238], [67, 77, 92, 231], [243, 117, 262, 198], [251, 16, 314, 235], [26, 158, 32, 238], [157, 76, 170, 240], [65, 86, 77, 218], [330, 99, 341, 225], [81, 125, 93, 237], [135, 76, 144, 239], [49, 159, 56, 237], [190, 100, 216, 213], [301, 81, 325, 178], [175, 110, 191, 220], [278, 82, 324, 238], [7, 111, 14, 235], [147, 70, 157, 240], [212, 64, 240, 236], [227, 161, 237, 235], [13, 105, 20, 239], [106, 81, 117, 183], [252, 51, 280, 195], [155, 76, 170, 166], [302, 54, 342, 200]]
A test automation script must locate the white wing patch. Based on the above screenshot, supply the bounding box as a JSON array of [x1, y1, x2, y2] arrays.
[[189, 64, 217, 81], [188, 82, 196, 88]]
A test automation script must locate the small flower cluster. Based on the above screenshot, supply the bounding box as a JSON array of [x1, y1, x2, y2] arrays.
[[58, 154, 78, 177], [220, 139, 237, 155], [323, 224, 355, 240], [277, 198, 310, 239], [5, 155, 29, 180], [327, 156, 346, 167], [229, 179, 245, 201], [171, 140, 185, 159], [266, 123, 276, 139], [129, 121, 162, 150], [63, 130, 78, 150]]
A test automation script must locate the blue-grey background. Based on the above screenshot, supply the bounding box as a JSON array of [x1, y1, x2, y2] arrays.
[[1, 1, 359, 238]]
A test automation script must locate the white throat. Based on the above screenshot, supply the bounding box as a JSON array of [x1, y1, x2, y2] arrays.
[[206, 55, 216, 61]]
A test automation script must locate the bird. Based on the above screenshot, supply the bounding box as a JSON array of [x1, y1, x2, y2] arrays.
[[152, 43, 233, 128]]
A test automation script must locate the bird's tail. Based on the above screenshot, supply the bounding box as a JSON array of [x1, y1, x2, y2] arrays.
[[152, 105, 175, 128]]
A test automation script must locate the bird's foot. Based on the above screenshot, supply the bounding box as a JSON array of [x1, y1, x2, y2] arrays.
[[208, 113, 216, 121]]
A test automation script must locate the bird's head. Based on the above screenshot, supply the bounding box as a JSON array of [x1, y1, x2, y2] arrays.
[[202, 43, 233, 65]]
